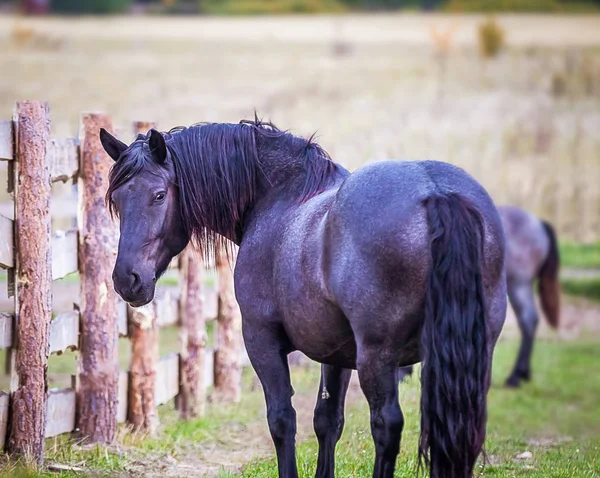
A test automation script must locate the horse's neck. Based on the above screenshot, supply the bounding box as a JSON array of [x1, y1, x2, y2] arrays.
[[256, 138, 305, 193], [256, 136, 347, 201]]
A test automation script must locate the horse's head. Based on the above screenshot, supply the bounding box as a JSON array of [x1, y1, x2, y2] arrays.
[[101, 128, 189, 307]]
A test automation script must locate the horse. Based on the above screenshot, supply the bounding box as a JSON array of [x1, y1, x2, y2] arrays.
[[398, 205, 560, 389], [497, 205, 561, 387], [99, 120, 507, 478]]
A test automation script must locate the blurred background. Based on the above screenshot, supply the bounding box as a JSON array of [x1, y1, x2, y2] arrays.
[[0, 0, 599, 242], [0, 2, 598, 476]]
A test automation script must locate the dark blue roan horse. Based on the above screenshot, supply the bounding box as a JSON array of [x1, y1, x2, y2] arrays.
[[100, 120, 507, 478]]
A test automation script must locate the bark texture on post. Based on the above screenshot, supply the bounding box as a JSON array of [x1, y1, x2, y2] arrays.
[[76, 113, 119, 443], [7, 101, 52, 465], [127, 304, 159, 433], [178, 247, 206, 419], [126, 120, 159, 434], [132, 121, 155, 139], [213, 249, 242, 403]]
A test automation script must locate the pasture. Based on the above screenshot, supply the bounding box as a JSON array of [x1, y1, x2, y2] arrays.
[[0, 11, 598, 477], [0, 13, 599, 240], [3, 303, 600, 477]]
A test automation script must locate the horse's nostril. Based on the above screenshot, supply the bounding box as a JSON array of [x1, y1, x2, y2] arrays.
[[131, 271, 141, 286]]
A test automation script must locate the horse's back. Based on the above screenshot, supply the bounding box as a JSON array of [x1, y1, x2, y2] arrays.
[[498, 205, 549, 283], [326, 160, 503, 267]]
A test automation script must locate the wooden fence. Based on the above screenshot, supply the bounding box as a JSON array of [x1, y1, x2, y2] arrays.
[[0, 102, 246, 465]]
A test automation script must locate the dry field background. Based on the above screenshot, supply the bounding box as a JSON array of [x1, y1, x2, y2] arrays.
[[0, 13, 599, 240]]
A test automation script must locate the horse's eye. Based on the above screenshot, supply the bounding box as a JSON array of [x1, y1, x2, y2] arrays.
[[155, 192, 166, 202]]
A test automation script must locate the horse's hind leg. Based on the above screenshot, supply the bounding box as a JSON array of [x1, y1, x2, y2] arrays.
[[506, 280, 539, 388], [313, 365, 352, 478], [356, 343, 404, 478]]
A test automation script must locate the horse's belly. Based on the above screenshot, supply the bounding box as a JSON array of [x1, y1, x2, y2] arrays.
[[284, 310, 358, 369]]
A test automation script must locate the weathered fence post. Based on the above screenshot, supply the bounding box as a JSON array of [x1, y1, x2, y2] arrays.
[[76, 113, 119, 443], [126, 120, 159, 434], [178, 248, 207, 418], [7, 101, 52, 465], [127, 304, 158, 433], [213, 249, 242, 403]]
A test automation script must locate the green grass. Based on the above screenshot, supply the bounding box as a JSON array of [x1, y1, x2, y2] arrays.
[[561, 277, 600, 303], [1, 337, 599, 477], [1, 364, 322, 477], [229, 340, 600, 477], [560, 242, 600, 270]]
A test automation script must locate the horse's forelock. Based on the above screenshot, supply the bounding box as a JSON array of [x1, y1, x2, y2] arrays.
[[105, 142, 153, 217]]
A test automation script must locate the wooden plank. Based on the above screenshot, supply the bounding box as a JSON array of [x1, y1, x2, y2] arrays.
[[117, 300, 128, 337], [0, 214, 13, 269], [0, 313, 13, 349], [0, 121, 13, 160], [49, 311, 79, 355], [156, 293, 179, 328], [45, 389, 76, 438], [48, 138, 79, 183], [117, 371, 128, 423], [0, 197, 78, 221], [0, 392, 9, 450], [51, 230, 78, 281], [155, 354, 179, 406], [204, 348, 214, 390]]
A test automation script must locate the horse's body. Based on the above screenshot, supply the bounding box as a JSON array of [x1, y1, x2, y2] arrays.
[[100, 121, 507, 478], [399, 205, 560, 388]]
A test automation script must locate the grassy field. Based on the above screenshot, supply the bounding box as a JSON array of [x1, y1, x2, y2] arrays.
[[0, 13, 599, 241], [560, 242, 600, 270], [2, 332, 599, 477], [233, 340, 600, 478]]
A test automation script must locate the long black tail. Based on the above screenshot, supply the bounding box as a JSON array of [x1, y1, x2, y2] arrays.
[[538, 220, 560, 328], [419, 194, 489, 478]]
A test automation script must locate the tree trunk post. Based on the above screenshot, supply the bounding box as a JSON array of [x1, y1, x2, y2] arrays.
[[7, 101, 52, 465], [127, 304, 159, 433], [213, 249, 242, 403], [76, 113, 119, 443], [126, 120, 159, 434], [178, 247, 206, 419]]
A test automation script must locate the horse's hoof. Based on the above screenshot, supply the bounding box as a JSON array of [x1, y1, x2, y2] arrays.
[[505, 376, 521, 388], [518, 370, 531, 381]]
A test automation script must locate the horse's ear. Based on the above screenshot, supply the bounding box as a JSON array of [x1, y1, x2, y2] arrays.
[[148, 129, 167, 165], [99, 128, 128, 162]]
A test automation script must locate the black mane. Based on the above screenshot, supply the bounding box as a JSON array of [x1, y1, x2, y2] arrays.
[[106, 118, 339, 256]]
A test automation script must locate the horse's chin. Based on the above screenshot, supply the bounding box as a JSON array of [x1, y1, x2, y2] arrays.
[[128, 298, 153, 308], [124, 287, 156, 308]]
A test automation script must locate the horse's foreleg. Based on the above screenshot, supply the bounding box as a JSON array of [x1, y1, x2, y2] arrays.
[[356, 346, 404, 478], [313, 365, 352, 478], [245, 330, 298, 478], [506, 281, 538, 387]]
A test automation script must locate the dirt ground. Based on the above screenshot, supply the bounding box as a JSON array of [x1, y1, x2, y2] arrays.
[[129, 371, 367, 478]]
